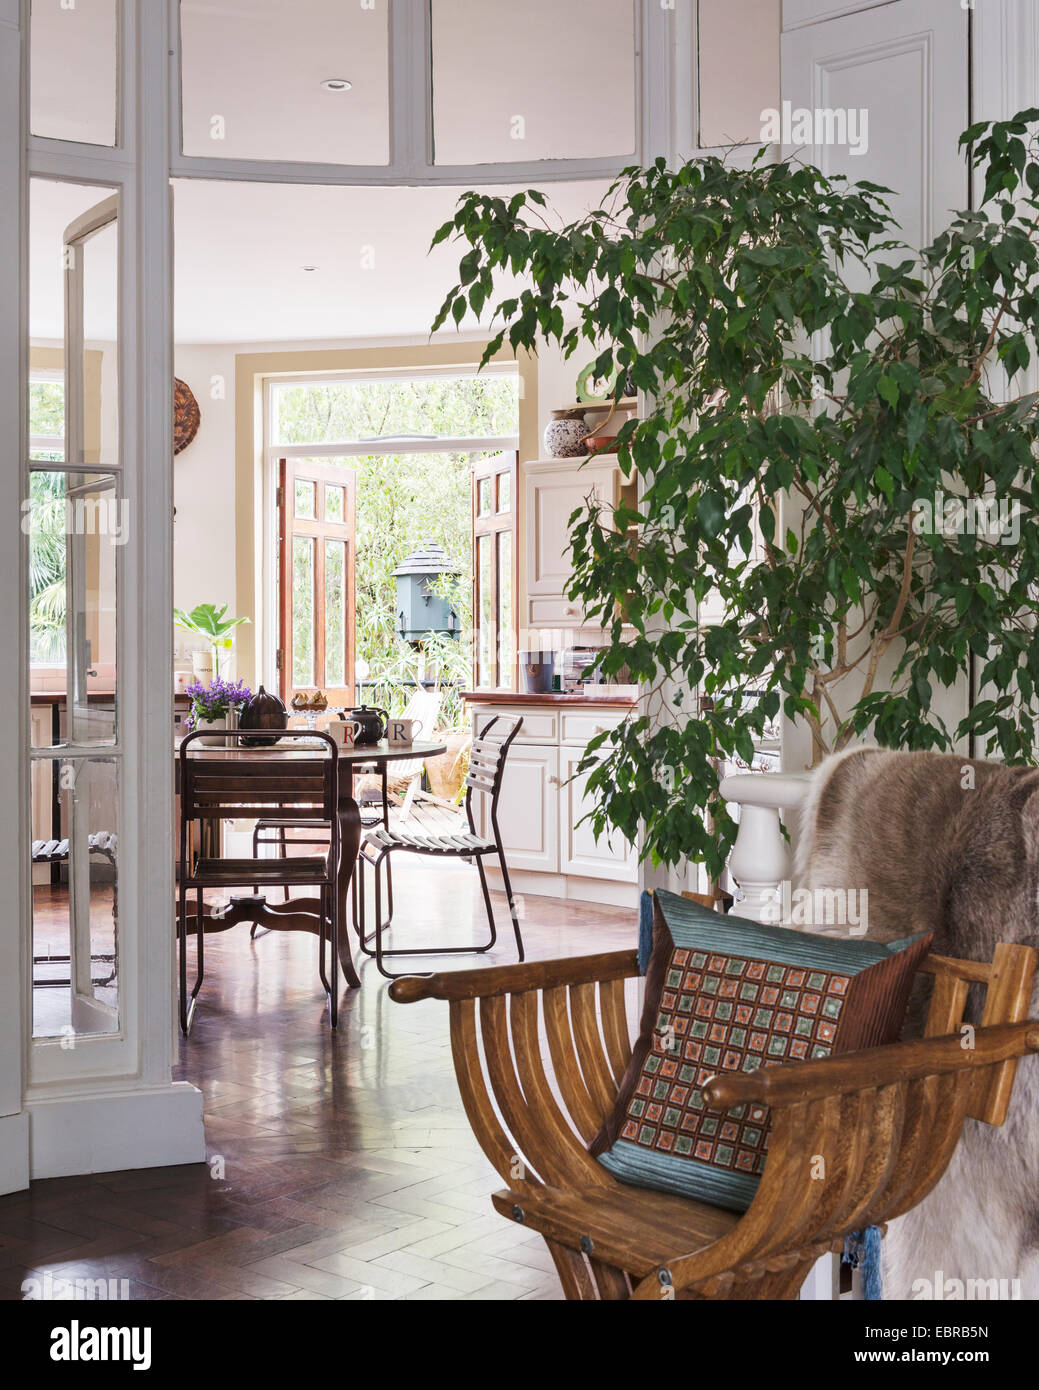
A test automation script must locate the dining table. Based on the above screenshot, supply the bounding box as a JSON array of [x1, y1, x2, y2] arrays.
[[175, 736, 447, 989]]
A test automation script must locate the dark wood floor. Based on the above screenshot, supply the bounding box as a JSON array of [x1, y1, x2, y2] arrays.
[[1, 859, 636, 1300]]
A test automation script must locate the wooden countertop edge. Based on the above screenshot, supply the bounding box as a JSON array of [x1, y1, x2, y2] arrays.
[[460, 690, 637, 707]]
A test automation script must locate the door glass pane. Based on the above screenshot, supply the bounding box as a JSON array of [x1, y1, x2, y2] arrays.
[[293, 536, 315, 687], [477, 533, 494, 686], [498, 530, 514, 688], [180, 0, 390, 164], [477, 476, 492, 517], [31, 756, 120, 1039], [325, 483, 344, 522], [497, 472, 511, 513], [29, 471, 120, 749], [31, 0, 118, 147], [30, 180, 119, 472], [325, 540, 346, 689], [76, 214, 119, 468], [432, 0, 636, 165], [295, 478, 316, 519]]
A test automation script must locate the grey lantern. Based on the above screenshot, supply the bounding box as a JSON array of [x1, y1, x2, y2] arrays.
[[392, 540, 462, 646]]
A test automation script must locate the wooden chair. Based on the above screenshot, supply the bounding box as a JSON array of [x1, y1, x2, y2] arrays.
[[355, 714, 525, 979], [389, 925, 1039, 1300], [178, 728, 340, 1034]]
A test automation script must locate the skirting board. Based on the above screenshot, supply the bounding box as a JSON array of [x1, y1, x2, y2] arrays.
[[483, 866, 639, 909], [0, 1111, 30, 1196], [27, 1081, 205, 1180]]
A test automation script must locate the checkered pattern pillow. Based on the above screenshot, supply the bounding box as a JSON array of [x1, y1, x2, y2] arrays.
[[591, 891, 932, 1213]]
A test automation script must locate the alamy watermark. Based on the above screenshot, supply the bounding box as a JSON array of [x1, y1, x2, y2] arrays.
[[21, 495, 130, 546], [760, 880, 869, 934], [760, 101, 869, 157], [911, 491, 1020, 545], [912, 1269, 1021, 1301]]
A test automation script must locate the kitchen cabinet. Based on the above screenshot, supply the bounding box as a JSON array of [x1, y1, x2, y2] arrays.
[[473, 740, 559, 875], [524, 457, 618, 630]]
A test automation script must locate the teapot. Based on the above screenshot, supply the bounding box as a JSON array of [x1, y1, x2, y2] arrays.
[[238, 684, 287, 746], [346, 704, 388, 746]]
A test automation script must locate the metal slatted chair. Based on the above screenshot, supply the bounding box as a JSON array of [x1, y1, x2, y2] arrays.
[[355, 714, 524, 979], [31, 832, 118, 987], [178, 728, 340, 1033]]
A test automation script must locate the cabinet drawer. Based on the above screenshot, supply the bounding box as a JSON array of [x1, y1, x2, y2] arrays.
[[560, 709, 631, 745], [526, 594, 591, 628], [470, 706, 558, 744]]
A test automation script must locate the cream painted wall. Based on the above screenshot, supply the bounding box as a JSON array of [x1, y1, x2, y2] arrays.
[[172, 343, 238, 653]]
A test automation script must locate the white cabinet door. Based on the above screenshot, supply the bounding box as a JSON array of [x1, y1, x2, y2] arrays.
[[525, 460, 616, 599], [475, 743, 560, 874], [560, 744, 638, 883], [781, 0, 968, 257]]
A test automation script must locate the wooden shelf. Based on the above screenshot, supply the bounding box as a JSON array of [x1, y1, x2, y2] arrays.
[[553, 397, 638, 414]]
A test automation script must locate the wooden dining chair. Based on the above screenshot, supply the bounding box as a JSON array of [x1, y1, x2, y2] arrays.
[[390, 938, 1039, 1299], [177, 728, 340, 1033], [354, 714, 525, 979]]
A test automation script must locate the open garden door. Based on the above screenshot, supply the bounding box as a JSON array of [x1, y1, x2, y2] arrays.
[[278, 458, 356, 708], [472, 451, 518, 690]]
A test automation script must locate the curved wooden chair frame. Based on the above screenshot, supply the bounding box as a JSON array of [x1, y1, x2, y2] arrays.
[[390, 922, 1039, 1301]]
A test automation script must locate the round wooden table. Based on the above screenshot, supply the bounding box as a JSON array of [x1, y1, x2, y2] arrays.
[[178, 737, 447, 992]]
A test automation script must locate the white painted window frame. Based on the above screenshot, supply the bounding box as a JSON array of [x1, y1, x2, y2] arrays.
[[168, 0, 673, 186]]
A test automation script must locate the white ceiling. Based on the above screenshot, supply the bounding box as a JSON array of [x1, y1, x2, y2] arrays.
[[29, 174, 612, 344]]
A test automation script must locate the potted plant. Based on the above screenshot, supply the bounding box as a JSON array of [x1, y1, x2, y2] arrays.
[[432, 110, 1039, 881], [174, 602, 250, 680], [185, 676, 252, 744]]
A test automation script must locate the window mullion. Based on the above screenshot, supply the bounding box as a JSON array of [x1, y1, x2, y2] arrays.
[[388, 0, 431, 179]]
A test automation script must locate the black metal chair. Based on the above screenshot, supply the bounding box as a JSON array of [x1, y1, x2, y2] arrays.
[[177, 728, 340, 1033], [355, 714, 525, 979]]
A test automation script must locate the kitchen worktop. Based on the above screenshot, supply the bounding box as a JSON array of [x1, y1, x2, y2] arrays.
[[461, 690, 637, 707]]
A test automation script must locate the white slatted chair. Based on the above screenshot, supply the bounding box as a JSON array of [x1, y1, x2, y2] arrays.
[[354, 714, 525, 978]]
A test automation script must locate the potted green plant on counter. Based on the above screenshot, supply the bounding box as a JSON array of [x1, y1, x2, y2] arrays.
[[174, 602, 250, 681]]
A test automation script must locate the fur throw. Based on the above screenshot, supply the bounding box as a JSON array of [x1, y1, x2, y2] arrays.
[[793, 747, 1039, 1301]]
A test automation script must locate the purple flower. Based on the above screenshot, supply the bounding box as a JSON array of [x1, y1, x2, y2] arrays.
[[186, 676, 253, 726]]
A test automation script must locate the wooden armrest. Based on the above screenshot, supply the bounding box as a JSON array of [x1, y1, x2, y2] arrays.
[[388, 949, 640, 1004], [701, 1020, 1039, 1111]]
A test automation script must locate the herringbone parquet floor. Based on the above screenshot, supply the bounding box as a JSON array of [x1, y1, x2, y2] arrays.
[[1, 859, 636, 1300]]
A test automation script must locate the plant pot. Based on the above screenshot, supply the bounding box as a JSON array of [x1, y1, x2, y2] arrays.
[[193, 714, 227, 746], [425, 731, 470, 802], [191, 649, 215, 683]]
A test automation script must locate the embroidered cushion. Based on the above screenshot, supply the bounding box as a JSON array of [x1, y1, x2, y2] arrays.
[[591, 890, 933, 1213]]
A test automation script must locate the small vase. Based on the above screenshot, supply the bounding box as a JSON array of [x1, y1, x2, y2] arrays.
[[544, 417, 589, 459]]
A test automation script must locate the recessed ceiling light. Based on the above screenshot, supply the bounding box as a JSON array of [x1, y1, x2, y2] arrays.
[[301, 265, 319, 272], [320, 78, 352, 92]]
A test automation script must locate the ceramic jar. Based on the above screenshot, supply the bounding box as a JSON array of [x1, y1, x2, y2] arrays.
[[543, 416, 589, 459]]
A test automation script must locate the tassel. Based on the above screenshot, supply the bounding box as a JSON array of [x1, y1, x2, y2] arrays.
[[637, 890, 654, 975], [862, 1224, 883, 1301], [842, 1226, 883, 1300]]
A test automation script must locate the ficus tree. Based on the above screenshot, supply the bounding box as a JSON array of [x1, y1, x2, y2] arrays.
[[432, 111, 1039, 880]]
